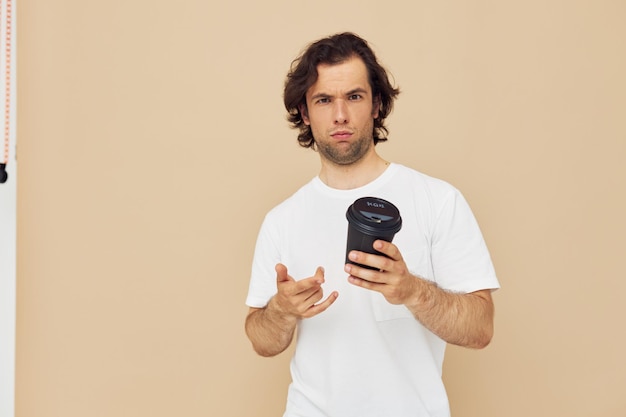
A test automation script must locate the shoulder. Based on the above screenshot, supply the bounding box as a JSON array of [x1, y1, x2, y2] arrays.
[[264, 178, 317, 222], [392, 164, 461, 201]]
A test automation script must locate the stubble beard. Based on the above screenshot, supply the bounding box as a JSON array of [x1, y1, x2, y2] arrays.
[[315, 132, 374, 166]]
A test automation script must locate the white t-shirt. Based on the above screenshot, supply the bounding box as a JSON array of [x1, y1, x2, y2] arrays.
[[246, 164, 500, 417]]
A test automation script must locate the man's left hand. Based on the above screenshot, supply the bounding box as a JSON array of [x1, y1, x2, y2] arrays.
[[344, 240, 420, 305]]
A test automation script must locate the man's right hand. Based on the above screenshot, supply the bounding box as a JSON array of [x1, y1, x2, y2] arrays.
[[269, 263, 338, 320], [245, 264, 338, 357]]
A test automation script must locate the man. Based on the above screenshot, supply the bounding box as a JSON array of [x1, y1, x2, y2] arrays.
[[245, 32, 499, 417]]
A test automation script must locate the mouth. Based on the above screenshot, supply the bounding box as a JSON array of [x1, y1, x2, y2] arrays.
[[330, 130, 353, 140]]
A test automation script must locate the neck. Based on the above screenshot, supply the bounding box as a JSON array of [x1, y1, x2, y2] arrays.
[[318, 152, 390, 190]]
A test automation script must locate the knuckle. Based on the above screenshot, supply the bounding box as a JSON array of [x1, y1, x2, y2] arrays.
[[380, 258, 393, 271]]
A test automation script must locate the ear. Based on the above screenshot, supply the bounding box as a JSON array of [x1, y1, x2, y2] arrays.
[[299, 103, 310, 125], [372, 96, 381, 119]]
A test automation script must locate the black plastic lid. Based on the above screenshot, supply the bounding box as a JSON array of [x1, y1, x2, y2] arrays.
[[346, 197, 402, 235]]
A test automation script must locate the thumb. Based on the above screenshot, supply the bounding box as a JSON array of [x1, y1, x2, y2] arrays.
[[275, 263, 293, 283]]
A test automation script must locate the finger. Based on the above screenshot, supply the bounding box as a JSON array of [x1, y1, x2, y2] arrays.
[[303, 291, 339, 318], [347, 250, 388, 273], [280, 267, 326, 297], [345, 262, 386, 284], [275, 263, 293, 283], [372, 240, 402, 261], [300, 267, 325, 298], [313, 266, 325, 282], [347, 273, 385, 292], [292, 266, 325, 298], [303, 286, 324, 305]]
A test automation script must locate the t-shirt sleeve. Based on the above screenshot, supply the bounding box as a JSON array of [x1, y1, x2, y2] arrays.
[[431, 188, 500, 293], [245, 214, 282, 308]]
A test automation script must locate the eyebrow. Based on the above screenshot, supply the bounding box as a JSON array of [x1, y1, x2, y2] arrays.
[[346, 88, 369, 97], [310, 87, 369, 101]]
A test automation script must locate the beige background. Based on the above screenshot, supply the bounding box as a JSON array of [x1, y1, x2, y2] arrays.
[[16, 1, 626, 416]]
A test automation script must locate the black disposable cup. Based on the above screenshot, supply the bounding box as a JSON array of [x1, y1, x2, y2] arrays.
[[345, 197, 402, 269]]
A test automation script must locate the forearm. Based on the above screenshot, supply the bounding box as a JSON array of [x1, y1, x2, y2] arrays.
[[245, 298, 298, 357], [405, 278, 494, 349]]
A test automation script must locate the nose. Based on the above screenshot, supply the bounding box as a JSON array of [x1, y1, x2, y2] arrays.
[[333, 100, 348, 124]]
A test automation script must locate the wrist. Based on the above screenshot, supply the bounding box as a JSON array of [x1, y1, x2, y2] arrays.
[[404, 276, 437, 314], [266, 295, 298, 325]]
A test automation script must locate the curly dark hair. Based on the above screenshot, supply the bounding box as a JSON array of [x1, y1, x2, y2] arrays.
[[283, 32, 400, 149]]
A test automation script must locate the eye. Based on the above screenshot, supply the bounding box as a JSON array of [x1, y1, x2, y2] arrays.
[[348, 94, 362, 101], [316, 97, 330, 104]]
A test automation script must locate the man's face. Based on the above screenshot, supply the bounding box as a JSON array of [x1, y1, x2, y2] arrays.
[[302, 56, 380, 166]]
